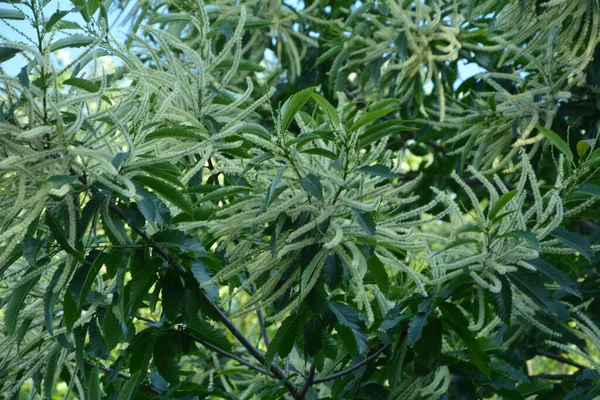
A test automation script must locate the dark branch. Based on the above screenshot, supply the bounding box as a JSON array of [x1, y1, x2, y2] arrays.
[[298, 364, 316, 399], [314, 344, 390, 384], [534, 350, 588, 370], [528, 373, 578, 380], [108, 204, 302, 399]]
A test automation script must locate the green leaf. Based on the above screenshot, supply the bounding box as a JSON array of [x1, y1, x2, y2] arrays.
[[46, 213, 87, 263], [153, 332, 180, 384], [189, 186, 250, 202], [49, 35, 95, 52], [508, 270, 557, 316], [368, 255, 389, 294], [44, 264, 65, 335], [576, 139, 595, 158], [162, 269, 184, 321], [491, 275, 512, 325], [436, 237, 479, 255], [215, 58, 265, 72], [300, 173, 325, 202], [44, 351, 59, 400], [301, 248, 326, 299], [116, 371, 141, 400], [311, 92, 340, 126], [63, 77, 99, 92], [536, 125, 573, 161], [129, 328, 157, 380], [152, 230, 206, 256], [88, 363, 101, 400], [187, 318, 232, 352], [529, 258, 580, 297], [0, 8, 25, 19], [235, 123, 271, 139], [329, 302, 368, 354], [265, 312, 306, 366], [489, 190, 518, 221], [134, 184, 171, 226], [89, 316, 109, 359], [23, 235, 43, 266], [350, 108, 396, 131], [575, 184, 600, 196], [503, 230, 539, 250], [5, 268, 40, 335], [0, 46, 20, 62], [440, 303, 490, 375], [213, 15, 272, 29], [144, 126, 205, 141], [45, 10, 70, 31], [356, 164, 397, 179], [516, 379, 553, 396], [408, 313, 429, 345], [551, 228, 592, 261], [264, 167, 287, 208], [133, 175, 192, 212], [301, 147, 338, 160], [304, 318, 323, 356], [280, 87, 315, 132], [126, 257, 162, 316], [414, 317, 442, 364], [354, 209, 376, 236]]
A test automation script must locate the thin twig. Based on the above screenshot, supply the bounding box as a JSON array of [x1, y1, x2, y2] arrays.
[[314, 344, 390, 384], [528, 373, 577, 380]]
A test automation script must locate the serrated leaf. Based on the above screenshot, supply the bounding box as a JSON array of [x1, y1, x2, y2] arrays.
[[0, 8, 25, 19], [88, 316, 109, 359], [151, 12, 192, 23], [301, 147, 338, 160], [235, 122, 271, 139], [190, 186, 250, 203], [129, 328, 157, 380], [491, 275, 512, 325], [44, 351, 59, 400], [536, 125, 573, 161], [144, 126, 205, 141], [356, 164, 397, 179], [301, 248, 326, 299], [214, 15, 272, 29], [44, 264, 65, 335], [45, 10, 70, 31], [575, 184, 600, 196], [311, 92, 340, 126], [264, 167, 287, 209], [304, 318, 323, 356], [551, 228, 592, 261], [300, 173, 324, 202], [134, 184, 171, 226], [456, 223, 484, 235], [440, 303, 490, 375], [46, 213, 87, 263], [354, 209, 376, 236], [162, 269, 184, 321], [414, 317, 442, 364], [153, 332, 180, 383], [508, 270, 557, 316], [368, 255, 389, 294], [329, 302, 368, 354], [191, 260, 219, 302], [529, 258, 580, 297], [504, 230, 539, 250], [116, 371, 141, 400], [265, 312, 306, 366], [126, 257, 162, 316], [89, 363, 101, 400], [63, 77, 99, 92], [187, 318, 232, 352], [5, 268, 40, 335], [0, 46, 20, 62], [133, 175, 192, 212], [489, 190, 518, 220], [49, 35, 95, 52], [516, 379, 553, 396], [280, 87, 315, 132], [350, 108, 396, 131], [153, 230, 206, 256], [408, 313, 429, 345]]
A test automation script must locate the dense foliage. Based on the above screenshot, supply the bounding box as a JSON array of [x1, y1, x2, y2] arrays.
[[1, 0, 600, 398]]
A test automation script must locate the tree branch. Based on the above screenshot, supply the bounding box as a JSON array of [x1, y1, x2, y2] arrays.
[[528, 373, 578, 380], [298, 363, 316, 399], [108, 203, 302, 399], [534, 350, 587, 370], [314, 344, 390, 384]]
